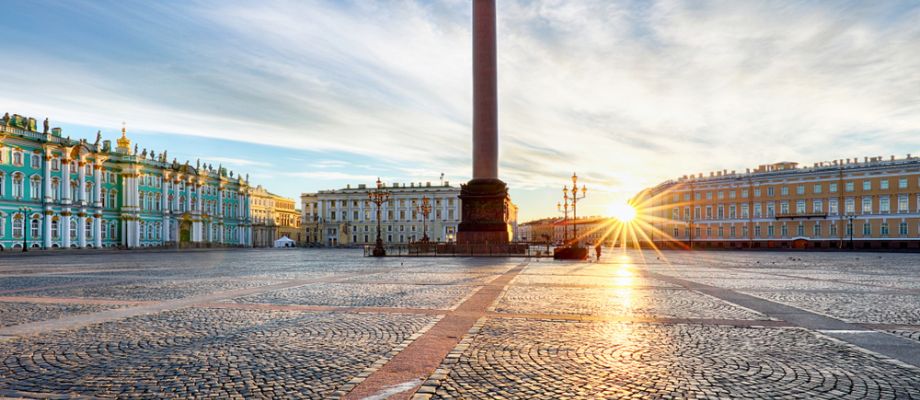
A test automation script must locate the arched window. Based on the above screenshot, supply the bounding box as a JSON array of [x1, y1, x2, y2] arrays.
[[110, 190, 118, 209], [12, 214, 23, 239], [140, 221, 146, 240], [0, 172, 4, 197], [30, 215, 40, 238], [51, 217, 59, 239], [101, 219, 108, 239], [51, 178, 60, 202], [51, 157, 60, 171], [30, 176, 41, 200], [109, 222, 117, 241], [70, 219, 77, 240], [85, 218, 93, 239], [12, 150, 23, 166], [101, 188, 107, 207], [12, 172, 23, 199], [85, 182, 92, 203]]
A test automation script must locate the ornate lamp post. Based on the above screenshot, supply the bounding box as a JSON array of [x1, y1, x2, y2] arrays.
[[847, 214, 855, 250], [557, 192, 570, 245], [414, 196, 432, 243], [18, 206, 30, 252], [367, 177, 390, 257], [569, 172, 587, 247]]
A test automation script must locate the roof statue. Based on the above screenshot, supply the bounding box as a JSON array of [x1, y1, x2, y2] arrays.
[[94, 130, 101, 148], [43, 118, 49, 134], [141, 148, 147, 158], [116, 122, 131, 150], [133, 144, 138, 155], [196, 158, 200, 169], [2, 112, 8, 125]]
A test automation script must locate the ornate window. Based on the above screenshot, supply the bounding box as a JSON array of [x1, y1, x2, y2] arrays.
[[12, 150, 23, 166], [51, 178, 60, 202], [51, 217, 59, 239], [12, 214, 23, 239], [0, 172, 4, 197], [30, 215, 40, 239], [69, 219, 77, 240], [101, 220, 108, 240], [30, 153, 40, 169], [30, 176, 41, 200], [86, 218, 93, 239]]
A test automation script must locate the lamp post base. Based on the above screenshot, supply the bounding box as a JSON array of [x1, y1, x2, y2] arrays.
[[372, 239, 386, 257]]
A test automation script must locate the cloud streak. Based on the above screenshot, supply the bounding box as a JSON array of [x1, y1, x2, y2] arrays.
[[1, 0, 918, 220]]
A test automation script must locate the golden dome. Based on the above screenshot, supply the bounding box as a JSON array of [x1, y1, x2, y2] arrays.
[[116, 122, 131, 149]]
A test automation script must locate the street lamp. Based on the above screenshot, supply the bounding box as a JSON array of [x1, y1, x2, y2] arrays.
[[18, 206, 30, 252], [366, 177, 390, 257], [569, 172, 587, 247], [847, 214, 855, 250], [413, 196, 432, 243], [557, 192, 570, 245]]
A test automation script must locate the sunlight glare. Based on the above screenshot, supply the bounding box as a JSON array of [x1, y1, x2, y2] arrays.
[[608, 202, 637, 223]]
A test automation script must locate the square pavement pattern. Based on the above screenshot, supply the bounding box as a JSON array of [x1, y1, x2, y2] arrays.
[[0, 249, 919, 399]]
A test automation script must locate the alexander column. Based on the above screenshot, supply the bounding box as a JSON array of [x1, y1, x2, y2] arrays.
[[457, 0, 512, 245]]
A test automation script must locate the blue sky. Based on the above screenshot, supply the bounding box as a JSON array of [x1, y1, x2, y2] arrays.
[[2, 0, 919, 221]]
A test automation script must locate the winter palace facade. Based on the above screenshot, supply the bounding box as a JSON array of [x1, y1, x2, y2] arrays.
[[0, 112, 252, 250]]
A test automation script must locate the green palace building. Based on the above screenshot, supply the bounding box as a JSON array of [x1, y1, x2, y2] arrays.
[[0, 112, 252, 250]]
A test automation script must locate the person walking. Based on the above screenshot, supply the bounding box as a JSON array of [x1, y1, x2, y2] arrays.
[[594, 243, 602, 261]]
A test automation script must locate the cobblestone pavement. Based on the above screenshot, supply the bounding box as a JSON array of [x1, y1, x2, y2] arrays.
[[0, 249, 918, 399]]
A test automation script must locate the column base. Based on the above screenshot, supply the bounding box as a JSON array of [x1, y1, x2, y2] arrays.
[[457, 178, 511, 245]]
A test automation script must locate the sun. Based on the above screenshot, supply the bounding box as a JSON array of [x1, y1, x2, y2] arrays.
[[607, 202, 637, 222]]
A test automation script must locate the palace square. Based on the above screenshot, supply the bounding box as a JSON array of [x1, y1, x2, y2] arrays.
[[0, 249, 918, 399]]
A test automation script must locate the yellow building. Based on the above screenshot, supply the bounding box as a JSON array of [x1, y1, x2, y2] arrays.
[[635, 156, 920, 250], [250, 185, 301, 247]]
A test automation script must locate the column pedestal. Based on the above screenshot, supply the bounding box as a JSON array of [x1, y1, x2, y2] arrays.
[[457, 178, 511, 244]]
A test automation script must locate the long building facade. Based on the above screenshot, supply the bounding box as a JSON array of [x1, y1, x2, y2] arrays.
[[301, 181, 464, 247], [636, 156, 920, 250], [0, 112, 252, 250], [251, 185, 301, 247]]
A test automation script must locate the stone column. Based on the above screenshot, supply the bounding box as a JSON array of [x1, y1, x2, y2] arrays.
[[93, 213, 102, 248], [42, 212, 52, 249], [93, 164, 102, 207], [472, 0, 498, 181], [457, 0, 512, 246], [61, 157, 72, 249], [77, 161, 86, 205], [77, 212, 86, 248], [43, 154, 52, 203]]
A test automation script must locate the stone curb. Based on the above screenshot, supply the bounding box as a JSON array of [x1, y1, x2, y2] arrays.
[[410, 317, 488, 400], [329, 315, 445, 400]]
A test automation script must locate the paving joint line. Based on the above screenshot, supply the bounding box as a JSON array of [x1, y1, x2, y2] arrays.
[[644, 269, 920, 368]]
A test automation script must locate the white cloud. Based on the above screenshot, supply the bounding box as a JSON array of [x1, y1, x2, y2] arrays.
[[2, 0, 918, 220]]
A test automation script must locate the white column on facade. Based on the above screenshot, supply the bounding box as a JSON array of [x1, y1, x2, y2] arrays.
[[173, 180, 181, 211], [93, 164, 102, 207], [218, 188, 224, 217], [185, 182, 192, 212], [61, 159, 72, 202], [161, 176, 170, 244], [93, 213, 102, 248], [61, 158, 72, 249], [77, 161, 86, 205], [43, 154, 52, 203], [196, 184, 203, 213], [77, 213, 87, 248]]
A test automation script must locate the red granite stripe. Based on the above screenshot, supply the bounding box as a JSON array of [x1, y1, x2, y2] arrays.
[[343, 263, 526, 400]]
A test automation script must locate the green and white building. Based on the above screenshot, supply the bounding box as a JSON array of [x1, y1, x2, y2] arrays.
[[0, 112, 252, 250]]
